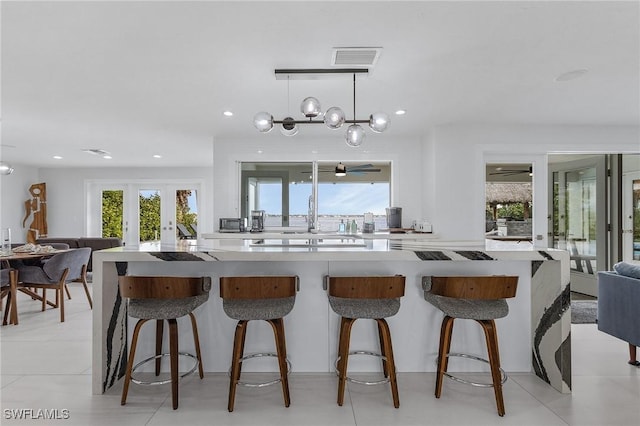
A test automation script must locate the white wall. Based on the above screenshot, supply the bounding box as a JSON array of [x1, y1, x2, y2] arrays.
[[1, 166, 213, 241], [0, 164, 40, 243], [1, 124, 637, 244]]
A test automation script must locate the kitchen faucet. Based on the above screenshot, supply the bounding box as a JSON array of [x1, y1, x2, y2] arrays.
[[308, 195, 315, 232]]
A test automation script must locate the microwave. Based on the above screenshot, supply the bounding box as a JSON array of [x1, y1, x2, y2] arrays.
[[219, 218, 246, 233]]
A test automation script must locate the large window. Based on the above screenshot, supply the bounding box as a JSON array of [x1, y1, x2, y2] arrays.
[[316, 161, 390, 232], [240, 161, 391, 231]]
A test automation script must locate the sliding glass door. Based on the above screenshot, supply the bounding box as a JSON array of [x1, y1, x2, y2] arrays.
[[549, 156, 607, 297], [622, 171, 640, 263]]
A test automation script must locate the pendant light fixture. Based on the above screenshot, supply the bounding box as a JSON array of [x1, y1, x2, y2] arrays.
[[253, 69, 390, 147], [0, 162, 14, 175]]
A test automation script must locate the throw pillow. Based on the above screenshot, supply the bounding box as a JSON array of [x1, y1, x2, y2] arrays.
[[613, 261, 640, 279]]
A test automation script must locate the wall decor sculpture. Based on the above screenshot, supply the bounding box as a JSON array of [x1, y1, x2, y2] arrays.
[[23, 182, 48, 243]]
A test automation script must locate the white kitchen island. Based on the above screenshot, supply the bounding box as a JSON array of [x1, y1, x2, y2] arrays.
[[92, 237, 571, 396]]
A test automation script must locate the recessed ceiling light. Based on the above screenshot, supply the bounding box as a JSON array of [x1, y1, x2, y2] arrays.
[[395, 109, 406, 115], [311, 150, 318, 154], [257, 150, 263, 154], [53, 155, 63, 160], [554, 69, 588, 82], [153, 154, 162, 159], [223, 111, 233, 117], [103, 155, 112, 160]]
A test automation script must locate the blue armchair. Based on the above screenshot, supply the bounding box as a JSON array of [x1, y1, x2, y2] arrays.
[[597, 263, 640, 365]]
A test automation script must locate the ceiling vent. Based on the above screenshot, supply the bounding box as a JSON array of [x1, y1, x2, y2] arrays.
[[82, 149, 110, 156], [331, 47, 382, 67]]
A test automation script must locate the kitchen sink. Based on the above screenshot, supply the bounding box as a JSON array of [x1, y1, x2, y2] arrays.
[[250, 238, 367, 248]]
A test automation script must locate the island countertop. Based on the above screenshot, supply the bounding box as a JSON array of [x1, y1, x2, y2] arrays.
[[92, 241, 571, 396]]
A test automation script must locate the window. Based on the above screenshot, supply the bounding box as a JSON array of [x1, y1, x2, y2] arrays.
[[316, 161, 390, 232], [240, 161, 391, 231]]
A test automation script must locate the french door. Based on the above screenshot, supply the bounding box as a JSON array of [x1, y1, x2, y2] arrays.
[[548, 156, 607, 297], [87, 181, 200, 247], [622, 171, 640, 263]]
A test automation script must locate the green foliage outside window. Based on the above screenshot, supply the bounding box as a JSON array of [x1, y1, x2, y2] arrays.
[[101, 189, 197, 241], [102, 191, 123, 238]]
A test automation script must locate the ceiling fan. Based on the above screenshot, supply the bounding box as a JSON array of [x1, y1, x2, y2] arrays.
[[489, 166, 533, 177], [300, 163, 382, 176]]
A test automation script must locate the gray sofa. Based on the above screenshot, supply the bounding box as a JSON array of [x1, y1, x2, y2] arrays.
[[597, 267, 640, 348], [35, 237, 122, 271]]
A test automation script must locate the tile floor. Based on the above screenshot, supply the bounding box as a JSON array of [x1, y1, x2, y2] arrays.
[[2, 282, 639, 426]]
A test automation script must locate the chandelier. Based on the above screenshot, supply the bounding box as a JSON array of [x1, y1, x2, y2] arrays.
[[253, 69, 390, 147]]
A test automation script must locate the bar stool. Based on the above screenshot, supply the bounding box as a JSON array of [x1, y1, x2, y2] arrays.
[[219, 275, 299, 412], [119, 275, 210, 410], [422, 275, 518, 416], [325, 275, 406, 408]]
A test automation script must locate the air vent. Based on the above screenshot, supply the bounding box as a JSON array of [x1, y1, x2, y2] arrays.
[[82, 149, 110, 156], [332, 47, 382, 67]]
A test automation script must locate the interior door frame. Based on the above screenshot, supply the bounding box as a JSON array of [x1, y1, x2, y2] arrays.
[[86, 179, 202, 247]]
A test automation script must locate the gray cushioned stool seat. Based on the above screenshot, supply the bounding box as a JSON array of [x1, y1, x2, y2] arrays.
[[129, 293, 209, 320], [423, 292, 508, 320], [223, 297, 295, 321], [328, 296, 400, 319]]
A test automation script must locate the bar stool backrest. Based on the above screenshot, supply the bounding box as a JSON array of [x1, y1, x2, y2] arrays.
[[428, 276, 517, 300], [219, 276, 298, 300], [119, 276, 211, 299], [327, 276, 405, 299]]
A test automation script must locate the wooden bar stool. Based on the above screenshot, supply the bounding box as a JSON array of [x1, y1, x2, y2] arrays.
[[422, 275, 518, 416], [119, 275, 211, 410], [325, 275, 406, 408], [219, 275, 299, 412]]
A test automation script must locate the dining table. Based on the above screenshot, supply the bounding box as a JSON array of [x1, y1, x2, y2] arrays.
[[1, 248, 71, 324]]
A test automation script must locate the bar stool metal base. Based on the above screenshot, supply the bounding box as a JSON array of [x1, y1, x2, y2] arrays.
[[441, 353, 508, 388], [131, 352, 199, 386], [230, 352, 292, 388], [335, 350, 391, 386]]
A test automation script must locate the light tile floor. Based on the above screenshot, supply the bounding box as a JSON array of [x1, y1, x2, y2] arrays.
[[2, 283, 639, 425]]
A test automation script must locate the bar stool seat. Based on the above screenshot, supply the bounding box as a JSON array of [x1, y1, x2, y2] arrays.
[[119, 275, 211, 410], [422, 275, 518, 417], [325, 275, 405, 409], [220, 275, 299, 412]]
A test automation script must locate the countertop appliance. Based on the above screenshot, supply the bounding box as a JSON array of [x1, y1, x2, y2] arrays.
[[386, 207, 402, 229], [250, 210, 265, 232], [219, 218, 246, 233]]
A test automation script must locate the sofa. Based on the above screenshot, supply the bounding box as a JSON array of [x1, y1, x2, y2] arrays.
[[35, 237, 122, 271], [597, 262, 640, 349]]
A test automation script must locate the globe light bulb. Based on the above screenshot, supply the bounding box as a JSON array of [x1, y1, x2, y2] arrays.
[[369, 112, 390, 133], [324, 107, 345, 129], [300, 97, 321, 118], [253, 112, 274, 133], [345, 124, 365, 147]]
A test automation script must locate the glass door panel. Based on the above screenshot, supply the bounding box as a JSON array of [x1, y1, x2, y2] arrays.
[[622, 172, 640, 262], [549, 156, 606, 297], [175, 188, 198, 240], [139, 189, 162, 246], [101, 190, 124, 239]]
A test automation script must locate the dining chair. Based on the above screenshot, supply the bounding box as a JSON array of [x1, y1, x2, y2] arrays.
[[1, 268, 19, 325], [15, 247, 91, 322]]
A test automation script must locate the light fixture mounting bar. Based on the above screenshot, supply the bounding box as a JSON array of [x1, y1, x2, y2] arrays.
[[274, 68, 368, 80]]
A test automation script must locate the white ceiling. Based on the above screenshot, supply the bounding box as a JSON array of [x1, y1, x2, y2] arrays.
[[1, 1, 638, 169]]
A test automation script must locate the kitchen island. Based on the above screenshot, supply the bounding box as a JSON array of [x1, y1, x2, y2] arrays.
[[92, 237, 571, 396]]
